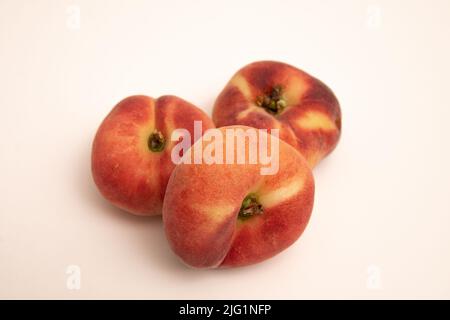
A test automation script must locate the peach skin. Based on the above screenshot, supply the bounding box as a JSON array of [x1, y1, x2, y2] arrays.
[[213, 61, 341, 168], [163, 125, 314, 268], [91, 95, 214, 216]]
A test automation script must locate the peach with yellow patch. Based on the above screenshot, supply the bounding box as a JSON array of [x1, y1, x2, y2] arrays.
[[163, 126, 314, 268], [91, 95, 215, 215], [213, 61, 341, 168]]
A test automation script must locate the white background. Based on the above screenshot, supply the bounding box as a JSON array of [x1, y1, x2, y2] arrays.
[[1, 0, 450, 299]]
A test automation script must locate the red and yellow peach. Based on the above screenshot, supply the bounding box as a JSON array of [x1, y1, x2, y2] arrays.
[[92, 95, 214, 215], [213, 61, 341, 168], [163, 126, 315, 268]]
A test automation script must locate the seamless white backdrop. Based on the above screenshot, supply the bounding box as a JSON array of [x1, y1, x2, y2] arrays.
[[1, 0, 450, 299]]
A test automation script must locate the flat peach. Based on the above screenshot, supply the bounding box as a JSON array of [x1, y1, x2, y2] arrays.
[[92, 95, 215, 215], [163, 125, 314, 268], [213, 61, 341, 168]]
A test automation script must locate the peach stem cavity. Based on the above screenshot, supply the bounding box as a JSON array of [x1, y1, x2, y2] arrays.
[[255, 85, 286, 115], [238, 193, 264, 220], [148, 130, 166, 152]]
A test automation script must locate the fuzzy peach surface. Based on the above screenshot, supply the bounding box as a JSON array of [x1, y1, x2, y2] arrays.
[[163, 126, 315, 268], [213, 61, 341, 168], [91, 95, 214, 216]]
